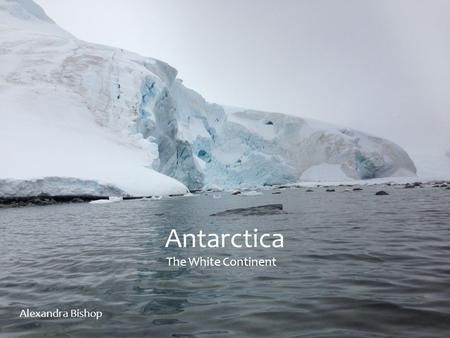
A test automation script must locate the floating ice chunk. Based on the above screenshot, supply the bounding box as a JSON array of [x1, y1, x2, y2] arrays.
[[89, 196, 123, 204]]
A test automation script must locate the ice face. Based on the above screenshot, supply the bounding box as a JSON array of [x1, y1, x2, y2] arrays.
[[159, 80, 417, 189], [134, 79, 204, 191]]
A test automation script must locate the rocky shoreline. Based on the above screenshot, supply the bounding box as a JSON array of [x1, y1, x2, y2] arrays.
[[1, 181, 449, 209], [0, 194, 145, 208]]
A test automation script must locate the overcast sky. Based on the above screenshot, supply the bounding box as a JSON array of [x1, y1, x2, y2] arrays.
[[35, 0, 450, 155]]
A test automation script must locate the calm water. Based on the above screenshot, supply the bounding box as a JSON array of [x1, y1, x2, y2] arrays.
[[1, 186, 450, 338]]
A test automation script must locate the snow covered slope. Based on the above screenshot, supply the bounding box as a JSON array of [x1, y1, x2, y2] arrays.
[[0, 0, 417, 196], [0, 0, 189, 196]]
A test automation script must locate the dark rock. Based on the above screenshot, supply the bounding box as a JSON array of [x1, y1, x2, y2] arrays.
[[404, 183, 415, 189], [375, 190, 389, 196], [306, 189, 314, 192], [353, 187, 363, 191], [0, 194, 112, 208], [31, 197, 55, 206], [231, 191, 241, 195], [272, 192, 282, 194], [265, 121, 274, 125], [33, 198, 46, 205], [123, 196, 143, 200], [210, 204, 286, 216], [326, 189, 335, 192]]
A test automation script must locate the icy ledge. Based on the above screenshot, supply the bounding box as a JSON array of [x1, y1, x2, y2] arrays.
[[0, 177, 126, 197], [0, 177, 188, 198]]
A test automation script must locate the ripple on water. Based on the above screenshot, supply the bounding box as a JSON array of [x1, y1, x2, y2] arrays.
[[0, 186, 450, 337]]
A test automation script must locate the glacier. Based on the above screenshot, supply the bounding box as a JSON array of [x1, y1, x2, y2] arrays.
[[0, 0, 417, 197]]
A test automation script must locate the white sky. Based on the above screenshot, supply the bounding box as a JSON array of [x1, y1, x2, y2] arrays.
[[35, 0, 450, 155]]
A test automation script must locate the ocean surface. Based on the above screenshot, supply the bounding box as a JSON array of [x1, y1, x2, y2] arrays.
[[1, 185, 450, 338]]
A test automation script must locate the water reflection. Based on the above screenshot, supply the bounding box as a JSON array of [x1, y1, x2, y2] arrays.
[[0, 186, 450, 337]]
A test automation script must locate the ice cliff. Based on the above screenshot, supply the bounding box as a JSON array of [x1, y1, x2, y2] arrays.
[[0, 0, 416, 196]]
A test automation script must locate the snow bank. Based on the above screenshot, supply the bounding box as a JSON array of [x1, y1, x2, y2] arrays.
[[0, 4, 188, 196], [301, 164, 351, 182]]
